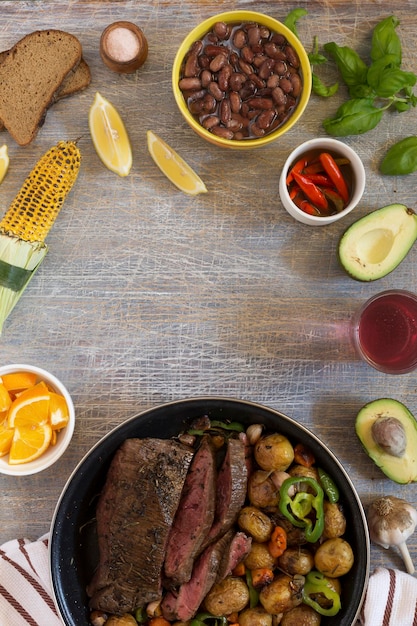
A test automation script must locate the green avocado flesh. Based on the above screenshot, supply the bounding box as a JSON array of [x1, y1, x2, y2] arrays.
[[338, 203, 417, 281], [355, 398, 417, 484]]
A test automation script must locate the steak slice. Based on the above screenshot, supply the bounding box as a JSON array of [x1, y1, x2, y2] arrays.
[[216, 531, 252, 581], [163, 435, 217, 585], [201, 436, 248, 549], [87, 438, 194, 615], [161, 530, 235, 621]]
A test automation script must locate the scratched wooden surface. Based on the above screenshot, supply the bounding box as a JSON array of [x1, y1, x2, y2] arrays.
[[0, 0, 417, 579]]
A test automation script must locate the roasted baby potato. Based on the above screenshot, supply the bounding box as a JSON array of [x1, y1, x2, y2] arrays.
[[239, 606, 273, 626], [244, 541, 276, 570], [259, 573, 303, 614], [204, 576, 249, 615], [248, 470, 280, 508], [288, 464, 319, 482], [323, 501, 347, 539], [238, 506, 274, 542], [255, 433, 294, 471], [277, 546, 314, 576], [314, 538, 354, 578], [280, 603, 322, 625]]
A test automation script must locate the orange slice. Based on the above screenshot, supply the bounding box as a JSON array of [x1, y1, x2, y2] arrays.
[[49, 392, 69, 431], [1, 371, 37, 395], [0, 383, 11, 412], [0, 418, 13, 457], [8, 423, 52, 465], [8, 381, 50, 428]]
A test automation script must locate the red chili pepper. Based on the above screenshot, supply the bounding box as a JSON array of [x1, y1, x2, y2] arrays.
[[294, 196, 319, 216], [303, 160, 324, 175], [319, 152, 350, 202], [289, 183, 300, 200], [303, 173, 334, 187], [286, 157, 306, 185], [293, 171, 328, 210]]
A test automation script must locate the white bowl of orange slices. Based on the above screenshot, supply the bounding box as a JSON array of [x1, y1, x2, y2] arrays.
[[0, 364, 75, 476]]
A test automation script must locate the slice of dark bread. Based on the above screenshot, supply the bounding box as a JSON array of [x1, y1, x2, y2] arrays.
[[0, 53, 91, 131], [0, 30, 82, 145], [0, 51, 90, 102], [54, 57, 91, 100]]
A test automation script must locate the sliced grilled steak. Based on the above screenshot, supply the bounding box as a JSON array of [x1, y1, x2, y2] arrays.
[[87, 438, 194, 615], [164, 435, 217, 585], [161, 530, 235, 621], [201, 436, 248, 549], [216, 531, 252, 581]]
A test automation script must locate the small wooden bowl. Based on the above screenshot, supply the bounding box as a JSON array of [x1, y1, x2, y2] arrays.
[[100, 21, 148, 74]]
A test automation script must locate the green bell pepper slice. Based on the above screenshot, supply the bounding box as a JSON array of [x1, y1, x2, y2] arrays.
[[302, 570, 342, 616], [279, 476, 325, 543]]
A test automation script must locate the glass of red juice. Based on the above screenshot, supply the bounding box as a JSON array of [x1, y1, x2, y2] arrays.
[[352, 290, 417, 374]]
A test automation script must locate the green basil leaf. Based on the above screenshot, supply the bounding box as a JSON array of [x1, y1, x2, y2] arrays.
[[367, 54, 416, 97], [371, 15, 402, 64], [349, 83, 376, 98], [376, 68, 416, 97], [380, 136, 417, 174], [312, 73, 339, 97], [324, 42, 368, 86], [284, 8, 308, 37], [323, 98, 384, 136], [308, 51, 328, 66], [394, 101, 411, 112]]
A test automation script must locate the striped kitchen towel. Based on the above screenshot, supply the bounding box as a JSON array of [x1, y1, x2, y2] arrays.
[[360, 567, 417, 626], [0, 533, 62, 626], [1, 535, 417, 626]]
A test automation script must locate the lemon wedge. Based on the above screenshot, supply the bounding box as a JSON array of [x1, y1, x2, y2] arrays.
[[89, 92, 132, 177], [0, 145, 9, 184], [147, 130, 207, 195]]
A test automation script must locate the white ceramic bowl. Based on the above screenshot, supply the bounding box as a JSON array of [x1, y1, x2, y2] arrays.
[[279, 138, 366, 225], [0, 364, 75, 476]]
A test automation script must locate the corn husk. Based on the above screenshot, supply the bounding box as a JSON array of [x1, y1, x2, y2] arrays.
[[0, 232, 48, 334]]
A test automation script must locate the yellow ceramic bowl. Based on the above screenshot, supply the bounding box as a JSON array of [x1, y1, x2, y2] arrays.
[[172, 11, 312, 150]]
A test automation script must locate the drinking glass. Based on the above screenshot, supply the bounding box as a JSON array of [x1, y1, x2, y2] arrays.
[[352, 290, 417, 374]]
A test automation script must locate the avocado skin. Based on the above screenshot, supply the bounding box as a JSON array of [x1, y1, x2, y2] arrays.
[[338, 203, 417, 281], [355, 398, 417, 484]]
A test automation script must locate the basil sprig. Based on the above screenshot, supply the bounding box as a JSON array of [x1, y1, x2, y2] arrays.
[[323, 16, 417, 136], [285, 10, 417, 136]]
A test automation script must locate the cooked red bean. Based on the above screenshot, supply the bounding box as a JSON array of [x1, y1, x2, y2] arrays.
[[213, 21, 229, 40], [179, 20, 303, 141], [179, 77, 202, 91], [210, 53, 227, 72]]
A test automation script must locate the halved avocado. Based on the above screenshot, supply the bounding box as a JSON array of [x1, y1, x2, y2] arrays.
[[338, 203, 417, 281], [355, 398, 417, 484]]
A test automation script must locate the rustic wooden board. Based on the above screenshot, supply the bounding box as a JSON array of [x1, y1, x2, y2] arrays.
[[0, 0, 417, 581]]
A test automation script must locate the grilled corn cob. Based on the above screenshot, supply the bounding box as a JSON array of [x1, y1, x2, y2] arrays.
[[0, 140, 81, 242], [0, 140, 81, 333]]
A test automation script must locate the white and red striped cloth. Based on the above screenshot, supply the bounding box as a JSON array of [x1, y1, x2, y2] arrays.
[[359, 567, 417, 626], [1, 535, 417, 626], [0, 534, 61, 626]]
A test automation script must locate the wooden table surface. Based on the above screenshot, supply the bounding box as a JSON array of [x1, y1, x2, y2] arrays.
[[1, 0, 417, 582]]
